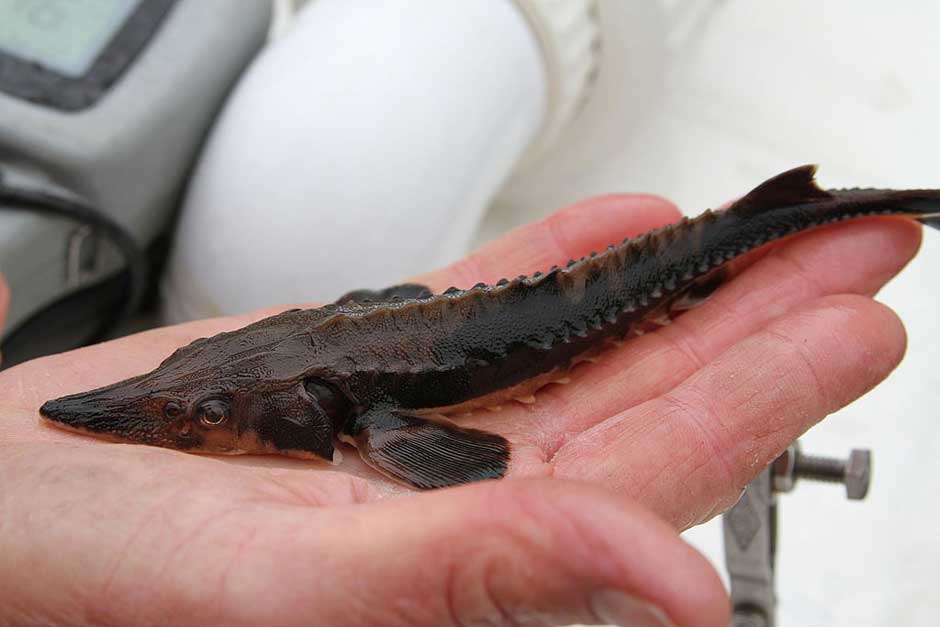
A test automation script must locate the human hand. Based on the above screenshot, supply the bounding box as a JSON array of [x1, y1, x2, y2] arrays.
[[0, 192, 918, 625]]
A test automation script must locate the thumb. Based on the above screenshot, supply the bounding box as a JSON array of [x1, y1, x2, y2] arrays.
[[248, 478, 729, 627], [0, 274, 8, 364]]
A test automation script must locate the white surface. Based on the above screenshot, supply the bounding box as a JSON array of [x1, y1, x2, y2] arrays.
[[511, 0, 600, 164], [163, 0, 547, 321], [490, 1, 940, 625]]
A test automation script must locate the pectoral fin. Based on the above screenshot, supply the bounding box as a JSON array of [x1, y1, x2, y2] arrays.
[[347, 408, 509, 489]]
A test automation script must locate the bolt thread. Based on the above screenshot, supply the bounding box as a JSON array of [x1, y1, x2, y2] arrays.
[[794, 454, 845, 483]]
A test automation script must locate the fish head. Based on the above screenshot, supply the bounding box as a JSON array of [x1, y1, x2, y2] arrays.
[[39, 371, 244, 454], [40, 309, 343, 458]]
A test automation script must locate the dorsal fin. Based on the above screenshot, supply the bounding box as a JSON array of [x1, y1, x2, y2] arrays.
[[728, 165, 832, 217]]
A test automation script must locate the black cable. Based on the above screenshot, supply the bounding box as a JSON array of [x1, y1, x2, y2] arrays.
[[0, 177, 147, 337]]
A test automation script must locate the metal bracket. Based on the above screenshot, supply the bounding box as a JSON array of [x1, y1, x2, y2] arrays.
[[724, 467, 776, 627], [722, 441, 872, 626]]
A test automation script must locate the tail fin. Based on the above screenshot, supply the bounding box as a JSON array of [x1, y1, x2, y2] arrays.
[[909, 200, 940, 230], [919, 216, 940, 230]]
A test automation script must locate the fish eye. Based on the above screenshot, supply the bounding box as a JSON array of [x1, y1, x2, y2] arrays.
[[164, 401, 183, 418], [196, 399, 229, 427]]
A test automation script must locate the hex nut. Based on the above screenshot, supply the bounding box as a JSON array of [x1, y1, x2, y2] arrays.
[[844, 449, 871, 500], [772, 443, 798, 493]]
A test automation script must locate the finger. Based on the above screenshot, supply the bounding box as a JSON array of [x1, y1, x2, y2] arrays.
[[0, 273, 8, 365], [414, 194, 681, 290], [518, 217, 920, 456], [0, 441, 384, 624], [229, 479, 726, 626], [2, 447, 727, 627], [553, 294, 906, 529], [0, 273, 8, 330]]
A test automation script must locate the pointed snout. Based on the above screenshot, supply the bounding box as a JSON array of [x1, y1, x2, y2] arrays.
[[40, 395, 103, 428], [39, 387, 163, 444], [39, 397, 70, 423], [40, 392, 129, 434]]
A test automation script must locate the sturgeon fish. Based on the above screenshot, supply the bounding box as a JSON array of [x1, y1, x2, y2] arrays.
[[40, 166, 940, 488]]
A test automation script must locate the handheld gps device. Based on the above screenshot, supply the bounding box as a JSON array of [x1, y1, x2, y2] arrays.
[[0, 0, 271, 366]]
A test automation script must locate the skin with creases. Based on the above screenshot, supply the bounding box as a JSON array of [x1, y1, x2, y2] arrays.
[[0, 183, 924, 626], [39, 165, 940, 490]]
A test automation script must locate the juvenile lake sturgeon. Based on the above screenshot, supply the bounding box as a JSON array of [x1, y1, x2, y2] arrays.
[[40, 166, 940, 489]]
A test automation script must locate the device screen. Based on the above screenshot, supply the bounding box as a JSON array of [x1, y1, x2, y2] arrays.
[[0, 0, 141, 78]]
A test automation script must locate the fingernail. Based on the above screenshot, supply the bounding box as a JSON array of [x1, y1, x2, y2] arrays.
[[590, 589, 677, 627]]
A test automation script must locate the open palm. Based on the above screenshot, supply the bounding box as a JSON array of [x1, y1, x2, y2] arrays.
[[0, 194, 918, 626]]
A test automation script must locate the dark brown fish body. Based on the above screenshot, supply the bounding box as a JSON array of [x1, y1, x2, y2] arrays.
[[40, 166, 940, 488]]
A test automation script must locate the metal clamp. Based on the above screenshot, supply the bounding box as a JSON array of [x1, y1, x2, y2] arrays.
[[722, 441, 872, 626]]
